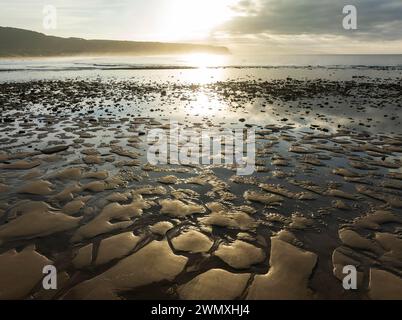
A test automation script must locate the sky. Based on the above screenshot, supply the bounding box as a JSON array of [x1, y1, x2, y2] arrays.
[[1, 0, 402, 54]]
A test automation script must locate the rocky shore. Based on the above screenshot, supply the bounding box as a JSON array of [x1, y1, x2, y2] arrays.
[[0, 73, 401, 300]]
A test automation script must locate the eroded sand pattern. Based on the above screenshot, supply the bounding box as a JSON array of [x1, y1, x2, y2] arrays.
[[0, 67, 402, 300]]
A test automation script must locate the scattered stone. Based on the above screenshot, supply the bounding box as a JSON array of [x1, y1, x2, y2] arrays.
[[41, 145, 69, 155]]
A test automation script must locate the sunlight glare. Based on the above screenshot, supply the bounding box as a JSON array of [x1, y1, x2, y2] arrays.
[[187, 91, 227, 116], [183, 53, 226, 68], [180, 54, 227, 84], [158, 0, 238, 41]]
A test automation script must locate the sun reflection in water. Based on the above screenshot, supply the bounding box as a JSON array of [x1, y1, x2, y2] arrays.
[[180, 54, 228, 84], [176, 54, 230, 116], [184, 53, 226, 68], [187, 91, 227, 117]]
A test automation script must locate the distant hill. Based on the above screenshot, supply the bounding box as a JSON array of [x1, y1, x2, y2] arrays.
[[0, 27, 230, 57]]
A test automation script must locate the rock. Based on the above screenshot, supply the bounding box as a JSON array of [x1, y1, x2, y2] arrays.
[[158, 175, 178, 184], [0, 160, 41, 170], [41, 145, 69, 154]]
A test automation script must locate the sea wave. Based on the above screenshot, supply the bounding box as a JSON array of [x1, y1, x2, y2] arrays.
[[1, 63, 402, 72]]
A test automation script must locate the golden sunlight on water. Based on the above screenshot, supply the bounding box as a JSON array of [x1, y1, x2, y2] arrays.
[[183, 53, 227, 68], [186, 91, 228, 116], [180, 54, 228, 84]]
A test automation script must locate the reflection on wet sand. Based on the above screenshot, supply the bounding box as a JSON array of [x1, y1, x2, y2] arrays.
[[0, 68, 402, 300]]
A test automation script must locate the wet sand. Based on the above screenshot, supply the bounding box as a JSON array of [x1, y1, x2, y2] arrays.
[[0, 67, 402, 300]]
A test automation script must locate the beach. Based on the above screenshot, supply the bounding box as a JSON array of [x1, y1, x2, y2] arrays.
[[0, 61, 402, 300]]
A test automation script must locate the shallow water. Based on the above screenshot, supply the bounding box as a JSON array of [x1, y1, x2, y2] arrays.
[[0, 64, 401, 300]]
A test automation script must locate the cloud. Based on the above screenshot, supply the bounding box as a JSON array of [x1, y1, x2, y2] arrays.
[[1, 0, 402, 52], [217, 0, 402, 40]]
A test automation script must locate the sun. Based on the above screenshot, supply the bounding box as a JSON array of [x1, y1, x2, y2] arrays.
[[157, 0, 237, 41]]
